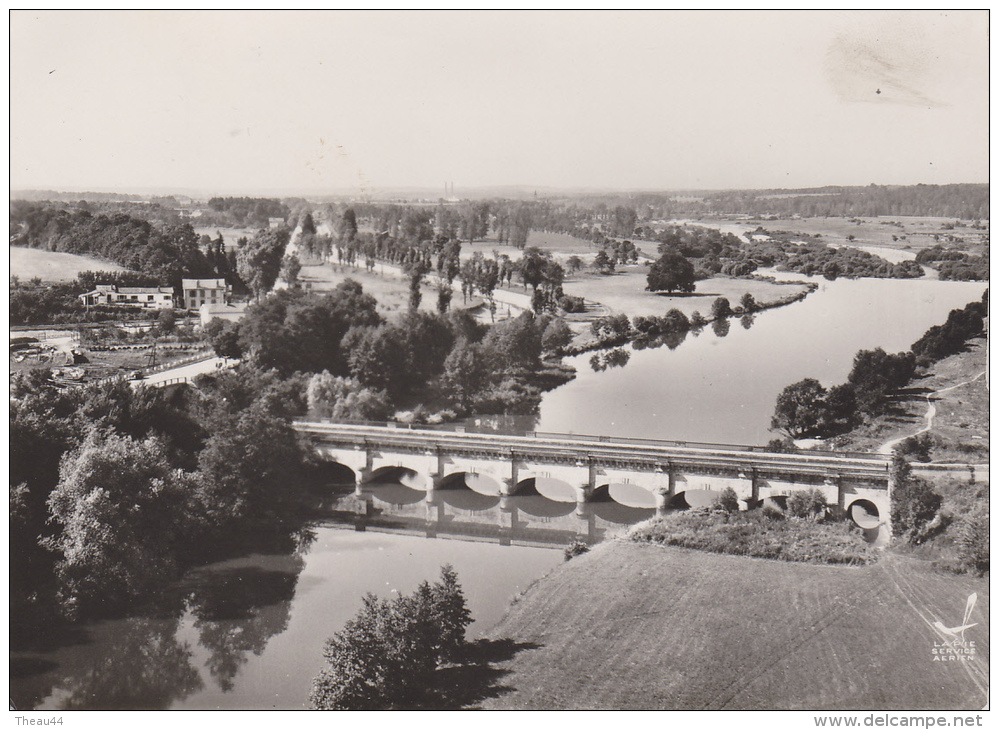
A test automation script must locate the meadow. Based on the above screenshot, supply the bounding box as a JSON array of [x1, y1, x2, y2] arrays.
[[10, 246, 127, 282], [480, 540, 989, 710]]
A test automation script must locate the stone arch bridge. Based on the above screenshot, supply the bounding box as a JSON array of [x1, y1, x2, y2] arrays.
[[293, 422, 892, 534]]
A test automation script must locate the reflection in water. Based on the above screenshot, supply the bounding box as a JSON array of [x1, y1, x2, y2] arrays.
[[740, 313, 755, 330], [184, 557, 303, 693], [12, 477, 665, 711], [632, 329, 689, 352], [589, 347, 631, 372], [357, 480, 658, 547], [711, 317, 731, 338], [47, 619, 203, 710]]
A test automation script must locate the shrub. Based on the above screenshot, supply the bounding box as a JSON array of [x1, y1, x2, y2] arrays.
[[896, 433, 933, 462], [558, 295, 586, 314], [891, 459, 942, 545], [716, 487, 740, 513], [787, 489, 827, 520], [954, 504, 989, 574], [627, 509, 875, 565], [564, 539, 591, 561], [689, 311, 707, 328]]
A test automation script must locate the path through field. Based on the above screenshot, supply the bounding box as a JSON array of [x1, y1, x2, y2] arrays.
[[879, 370, 988, 455]]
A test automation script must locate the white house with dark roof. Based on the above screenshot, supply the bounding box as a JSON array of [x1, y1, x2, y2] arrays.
[[181, 278, 231, 310], [78, 285, 175, 309]]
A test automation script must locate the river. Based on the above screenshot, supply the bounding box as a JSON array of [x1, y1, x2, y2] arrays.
[[10, 272, 986, 711], [536, 274, 986, 445]]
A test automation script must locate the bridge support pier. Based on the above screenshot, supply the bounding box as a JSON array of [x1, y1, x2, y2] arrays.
[[654, 488, 670, 515], [354, 468, 371, 497]]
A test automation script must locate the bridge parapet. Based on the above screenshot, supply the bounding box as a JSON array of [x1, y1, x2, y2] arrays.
[[293, 421, 891, 489]]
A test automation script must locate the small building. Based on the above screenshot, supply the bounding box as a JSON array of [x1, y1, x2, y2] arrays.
[[181, 278, 231, 311], [78, 285, 175, 309], [199, 302, 248, 327]]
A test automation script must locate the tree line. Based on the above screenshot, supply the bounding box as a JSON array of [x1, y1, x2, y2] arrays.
[[771, 292, 988, 439]]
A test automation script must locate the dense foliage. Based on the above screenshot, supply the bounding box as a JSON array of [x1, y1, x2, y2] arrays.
[[646, 251, 696, 294], [628, 505, 876, 565], [310, 565, 472, 710], [914, 246, 989, 281], [10, 203, 219, 287], [10, 367, 313, 623], [220, 278, 571, 419]]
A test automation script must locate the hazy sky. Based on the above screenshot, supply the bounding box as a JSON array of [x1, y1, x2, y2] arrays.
[[9, 10, 990, 195]]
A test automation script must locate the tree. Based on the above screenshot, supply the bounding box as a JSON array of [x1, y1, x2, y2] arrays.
[[646, 251, 695, 294], [46, 431, 197, 617], [236, 227, 290, 299], [592, 249, 615, 274], [711, 297, 733, 318], [310, 566, 472, 710], [195, 400, 305, 532], [566, 255, 583, 274], [156, 308, 176, 334], [739, 292, 758, 313], [280, 254, 302, 287], [541, 317, 574, 352], [435, 280, 453, 314], [343, 325, 408, 397], [203, 318, 243, 359], [442, 338, 490, 409], [237, 283, 381, 376], [300, 212, 317, 236], [771, 378, 827, 438], [306, 371, 390, 421]]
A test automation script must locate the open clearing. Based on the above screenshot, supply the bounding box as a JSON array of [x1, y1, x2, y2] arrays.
[[479, 541, 988, 710], [298, 262, 485, 317], [562, 265, 811, 320], [10, 246, 128, 282]]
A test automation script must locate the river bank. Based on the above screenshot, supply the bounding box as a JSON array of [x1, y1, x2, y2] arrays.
[[478, 540, 989, 710], [823, 327, 990, 464]]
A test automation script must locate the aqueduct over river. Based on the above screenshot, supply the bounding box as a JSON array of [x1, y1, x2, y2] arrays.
[[293, 422, 892, 535]]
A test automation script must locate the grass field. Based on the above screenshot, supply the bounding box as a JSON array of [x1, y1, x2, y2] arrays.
[[10, 246, 127, 282], [479, 541, 989, 710], [562, 265, 811, 320], [298, 262, 484, 317], [192, 226, 261, 249]]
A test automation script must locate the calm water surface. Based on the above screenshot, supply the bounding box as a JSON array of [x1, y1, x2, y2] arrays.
[[12, 515, 566, 710], [537, 276, 986, 444]]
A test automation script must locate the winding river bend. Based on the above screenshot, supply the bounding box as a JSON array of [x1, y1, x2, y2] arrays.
[[10, 272, 986, 710], [537, 274, 986, 445]]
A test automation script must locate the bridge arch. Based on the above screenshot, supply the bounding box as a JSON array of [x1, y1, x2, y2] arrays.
[[514, 494, 577, 518], [315, 461, 356, 488], [439, 471, 504, 496], [669, 488, 723, 510], [848, 499, 881, 529], [365, 466, 427, 491], [594, 482, 659, 509], [590, 501, 656, 524], [532, 475, 577, 503], [438, 489, 500, 512]]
